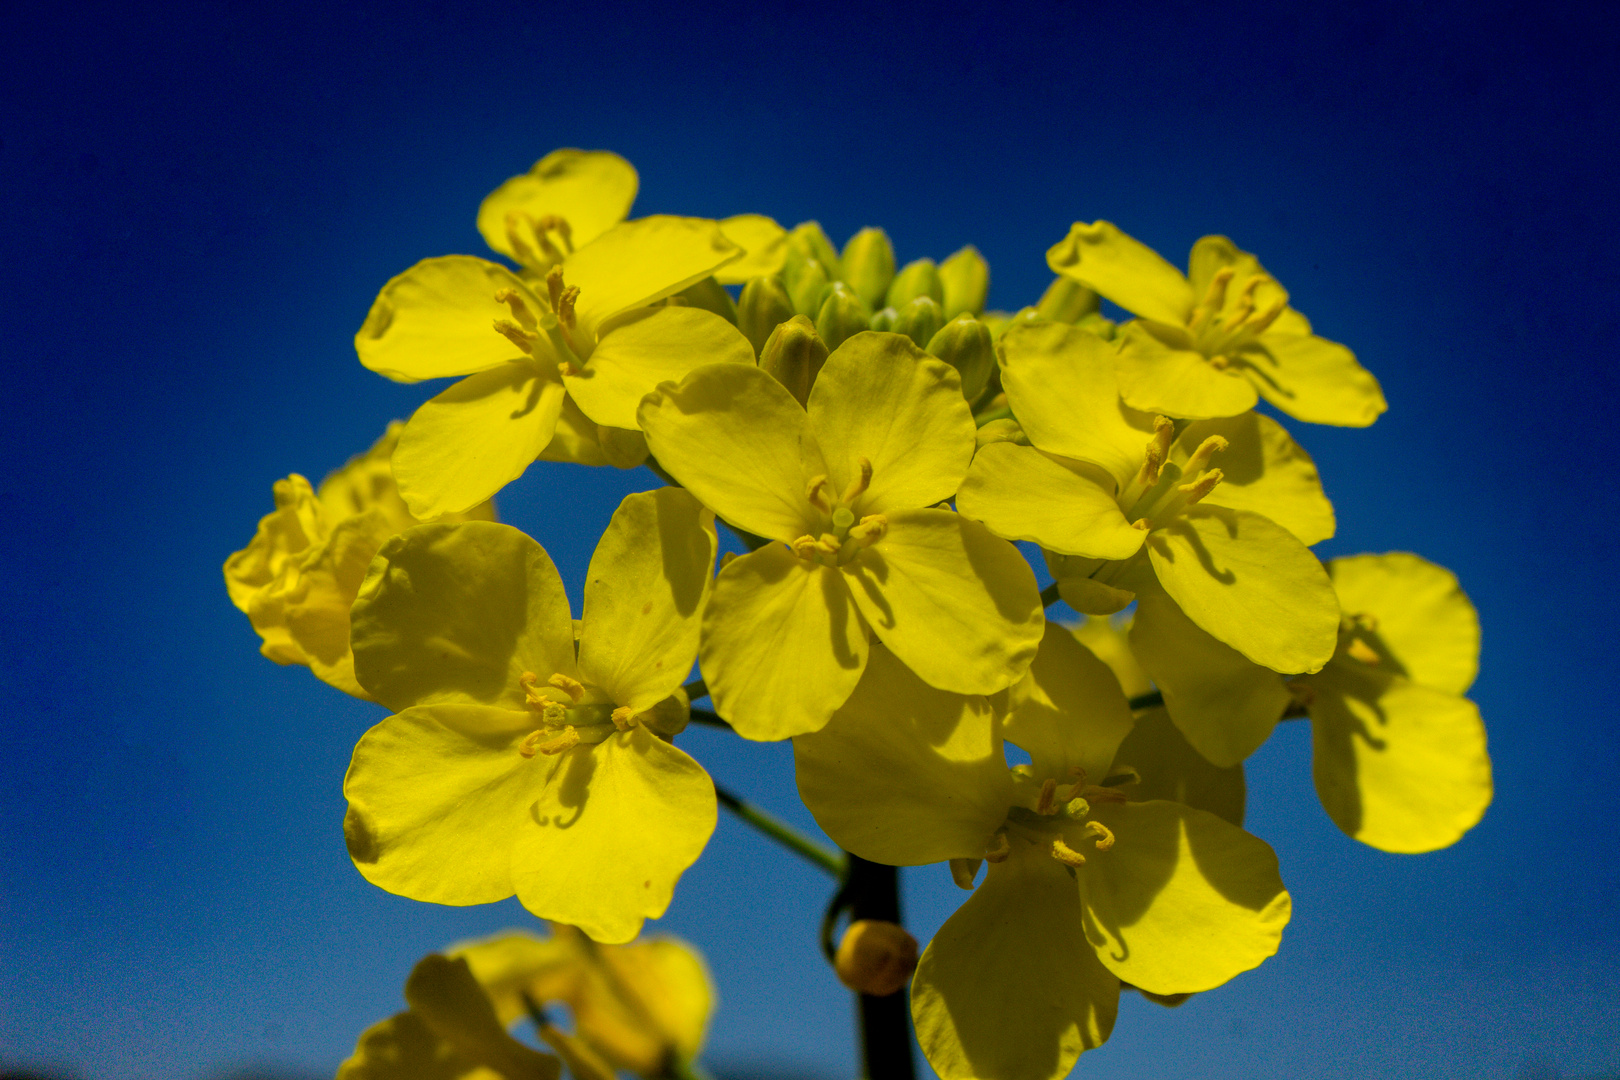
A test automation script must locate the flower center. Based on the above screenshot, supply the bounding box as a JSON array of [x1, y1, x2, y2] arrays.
[[503, 211, 575, 270], [514, 671, 642, 758], [1185, 266, 1290, 369], [791, 456, 889, 567], [956, 766, 1138, 879], [489, 267, 586, 372], [1116, 417, 1227, 530]]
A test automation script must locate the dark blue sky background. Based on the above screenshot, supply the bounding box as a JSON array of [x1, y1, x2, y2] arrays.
[[3, 2, 1617, 1078]]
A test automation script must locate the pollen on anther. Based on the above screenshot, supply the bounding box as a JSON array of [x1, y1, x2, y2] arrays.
[[1085, 821, 1116, 851], [611, 706, 638, 731], [984, 832, 1011, 864], [1051, 838, 1087, 868], [1036, 778, 1059, 815], [548, 673, 586, 703]]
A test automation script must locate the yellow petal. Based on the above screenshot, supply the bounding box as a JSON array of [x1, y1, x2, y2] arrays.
[[843, 509, 1043, 696], [638, 363, 822, 542], [1080, 800, 1289, 994], [1129, 580, 1289, 767], [996, 321, 1153, 488], [225, 474, 323, 613], [578, 489, 717, 712], [1046, 221, 1194, 325], [1005, 621, 1135, 783], [793, 646, 1015, 865], [315, 422, 412, 530], [699, 544, 868, 740], [582, 935, 715, 1072], [509, 727, 716, 944], [336, 1010, 507, 1080], [404, 955, 562, 1080], [1245, 332, 1387, 427], [1327, 552, 1479, 694], [1305, 661, 1491, 853], [350, 521, 576, 712], [535, 395, 611, 467], [357, 256, 547, 383], [715, 214, 788, 284], [393, 364, 566, 518], [1069, 616, 1152, 700], [1119, 705, 1247, 827], [1056, 576, 1135, 616], [1185, 236, 1292, 327], [912, 839, 1118, 1080], [477, 149, 638, 262], [446, 931, 573, 1027], [566, 217, 742, 338], [565, 307, 755, 430], [1146, 506, 1339, 674], [807, 332, 976, 512], [343, 703, 540, 905], [286, 510, 398, 699], [1115, 321, 1259, 419], [957, 442, 1143, 559], [1179, 412, 1335, 546]]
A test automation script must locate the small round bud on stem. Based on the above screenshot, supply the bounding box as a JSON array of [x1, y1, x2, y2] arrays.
[[892, 295, 945, 349], [1036, 275, 1101, 322], [816, 283, 872, 352], [926, 313, 996, 400], [789, 259, 832, 318], [759, 315, 830, 407], [939, 245, 990, 317], [834, 919, 919, 997], [840, 227, 897, 311], [886, 258, 943, 308], [738, 276, 796, 357]]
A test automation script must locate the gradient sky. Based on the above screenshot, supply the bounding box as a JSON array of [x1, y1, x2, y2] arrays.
[[3, 2, 1617, 1078]]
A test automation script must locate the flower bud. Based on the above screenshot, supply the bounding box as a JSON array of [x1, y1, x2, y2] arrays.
[[815, 283, 871, 353], [886, 258, 943, 308], [737, 276, 796, 357], [840, 227, 896, 311], [671, 276, 739, 325], [1036, 275, 1100, 322], [758, 315, 829, 407], [1075, 311, 1117, 340], [891, 294, 945, 349], [939, 245, 989, 317], [784, 220, 842, 282], [834, 920, 918, 997], [789, 259, 831, 318], [926, 314, 996, 401], [869, 306, 898, 332]]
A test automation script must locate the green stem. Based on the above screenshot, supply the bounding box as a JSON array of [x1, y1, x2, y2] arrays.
[[686, 708, 731, 729], [1040, 581, 1062, 608], [714, 784, 846, 878], [681, 677, 708, 702], [1127, 690, 1163, 711]]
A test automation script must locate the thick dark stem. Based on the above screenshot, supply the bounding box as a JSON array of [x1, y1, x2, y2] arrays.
[[844, 854, 915, 1080]]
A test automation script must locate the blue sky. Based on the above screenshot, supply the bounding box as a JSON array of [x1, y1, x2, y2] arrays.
[[2, 2, 1616, 1078]]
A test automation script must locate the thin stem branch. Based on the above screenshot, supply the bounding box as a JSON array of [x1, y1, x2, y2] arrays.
[[686, 708, 731, 729], [1040, 581, 1062, 608], [844, 855, 916, 1080], [713, 784, 847, 878], [1127, 690, 1164, 711], [681, 677, 708, 703]]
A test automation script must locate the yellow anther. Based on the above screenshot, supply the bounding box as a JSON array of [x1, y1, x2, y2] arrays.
[[492, 318, 538, 353], [806, 475, 833, 515], [791, 535, 821, 561], [1201, 267, 1236, 315], [1084, 821, 1116, 851], [534, 213, 574, 253], [1050, 838, 1088, 868], [518, 729, 545, 758], [949, 858, 982, 890], [984, 832, 1011, 864], [1183, 435, 1229, 475], [556, 285, 579, 330], [1036, 778, 1059, 816], [1137, 415, 1175, 489], [547, 673, 586, 703], [1177, 467, 1224, 505], [519, 671, 548, 705], [1249, 295, 1290, 335], [494, 287, 538, 329], [504, 212, 541, 267], [1347, 638, 1381, 665], [839, 456, 874, 505], [546, 266, 567, 312], [610, 705, 638, 731], [519, 725, 580, 758], [847, 514, 888, 547], [814, 534, 843, 560], [1062, 767, 1089, 801], [1226, 274, 1267, 326], [558, 360, 581, 377]]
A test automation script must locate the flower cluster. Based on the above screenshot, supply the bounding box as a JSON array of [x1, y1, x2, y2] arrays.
[[227, 149, 1492, 1080]]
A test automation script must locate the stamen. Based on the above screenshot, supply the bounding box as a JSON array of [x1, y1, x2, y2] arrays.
[[1137, 416, 1175, 489], [1209, 354, 1230, 371], [548, 673, 586, 703], [1227, 274, 1267, 327], [546, 266, 567, 313], [535, 214, 574, 254], [791, 535, 820, 561], [556, 286, 579, 330], [806, 475, 833, 515], [814, 534, 842, 559], [1248, 295, 1290, 335], [1200, 267, 1235, 316], [1084, 821, 1115, 851], [1062, 767, 1088, 801], [519, 725, 580, 757], [847, 514, 888, 547], [1176, 467, 1224, 505], [610, 705, 638, 731], [1081, 784, 1129, 805], [494, 287, 539, 329], [492, 318, 538, 353], [504, 212, 540, 267], [1101, 765, 1141, 787], [1050, 838, 1087, 868], [1352, 612, 1380, 632], [1347, 639, 1380, 665], [839, 457, 874, 505], [984, 832, 1011, 864], [1036, 778, 1059, 816], [1182, 435, 1229, 475], [949, 858, 981, 890]]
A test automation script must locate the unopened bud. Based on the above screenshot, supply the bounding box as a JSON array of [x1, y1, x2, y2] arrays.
[[789, 259, 832, 318], [886, 258, 943, 308], [869, 306, 898, 332], [840, 227, 896, 311], [759, 315, 829, 407], [1075, 311, 1117, 340], [672, 276, 739, 325], [939, 245, 990, 317], [834, 920, 918, 997], [926, 313, 996, 401], [784, 221, 842, 284], [1036, 276, 1101, 322], [815, 283, 871, 352], [891, 295, 945, 349], [738, 275, 795, 357]]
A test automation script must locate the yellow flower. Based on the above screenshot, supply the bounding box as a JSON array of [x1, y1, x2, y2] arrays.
[[794, 626, 1289, 1080], [1047, 221, 1386, 426], [638, 331, 1044, 740], [223, 423, 493, 699], [341, 490, 718, 942], [356, 215, 755, 517], [957, 321, 1340, 679]]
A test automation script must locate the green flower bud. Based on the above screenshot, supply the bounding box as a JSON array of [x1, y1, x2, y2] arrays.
[[816, 282, 871, 353], [939, 246, 989, 317], [926, 313, 996, 401], [1075, 311, 1117, 340], [784, 221, 842, 282], [840, 227, 896, 311], [758, 314, 829, 407], [1036, 275, 1100, 322], [789, 259, 832, 318], [886, 258, 943, 308], [869, 306, 898, 332], [671, 276, 739, 325], [993, 305, 1043, 339], [737, 275, 796, 357], [891, 294, 945, 349]]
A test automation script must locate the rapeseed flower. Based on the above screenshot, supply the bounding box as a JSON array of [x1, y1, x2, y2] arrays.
[[639, 331, 1043, 740], [794, 625, 1289, 1080], [342, 490, 718, 942], [223, 423, 492, 699], [1047, 221, 1385, 426]]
